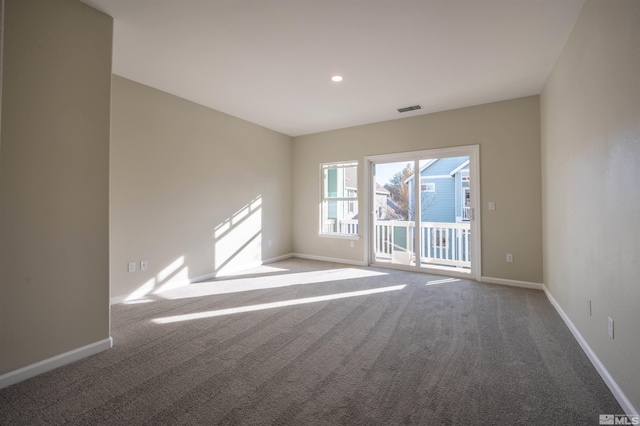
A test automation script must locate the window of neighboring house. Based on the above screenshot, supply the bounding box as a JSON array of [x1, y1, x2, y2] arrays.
[[420, 180, 436, 192], [462, 187, 471, 221], [320, 161, 358, 237], [348, 199, 356, 214]]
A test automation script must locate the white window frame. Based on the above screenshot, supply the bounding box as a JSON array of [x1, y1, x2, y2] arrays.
[[420, 179, 436, 192], [319, 161, 360, 239]]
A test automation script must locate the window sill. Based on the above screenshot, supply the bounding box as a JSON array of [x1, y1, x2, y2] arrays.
[[318, 233, 361, 240]]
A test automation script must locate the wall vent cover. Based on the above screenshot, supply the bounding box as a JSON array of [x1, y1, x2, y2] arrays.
[[397, 104, 423, 113]]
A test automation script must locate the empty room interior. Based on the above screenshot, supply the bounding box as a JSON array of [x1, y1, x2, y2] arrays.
[[1, 0, 639, 424]]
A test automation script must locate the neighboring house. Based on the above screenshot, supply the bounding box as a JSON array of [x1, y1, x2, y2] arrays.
[[374, 183, 406, 220], [405, 156, 470, 223]]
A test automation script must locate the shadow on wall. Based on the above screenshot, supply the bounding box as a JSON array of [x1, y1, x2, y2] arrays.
[[123, 195, 263, 303]]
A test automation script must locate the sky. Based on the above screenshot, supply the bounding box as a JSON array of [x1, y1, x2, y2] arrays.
[[374, 161, 411, 187]]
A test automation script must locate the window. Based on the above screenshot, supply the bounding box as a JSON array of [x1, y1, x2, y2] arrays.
[[420, 180, 436, 192], [462, 187, 471, 221], [320, 161, 358, 236]]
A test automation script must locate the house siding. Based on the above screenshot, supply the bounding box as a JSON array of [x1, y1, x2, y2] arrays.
[[408, 156, 469, 223]]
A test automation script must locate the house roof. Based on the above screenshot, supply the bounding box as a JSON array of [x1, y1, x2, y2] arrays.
[[384, 199, 406, 221], [375, 183, 390, 195], [405, 157, 469, 184], [449, 160, 470, 176], [403, 159, 436, 184]]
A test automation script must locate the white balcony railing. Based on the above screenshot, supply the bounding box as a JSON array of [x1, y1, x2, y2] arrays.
[[324, 219, 470, 270], [322, 219, 359, 235], [375, 220, 471, 269]]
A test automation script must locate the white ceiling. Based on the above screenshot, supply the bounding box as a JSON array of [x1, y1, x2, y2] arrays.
[[82, 0, 585, 137]]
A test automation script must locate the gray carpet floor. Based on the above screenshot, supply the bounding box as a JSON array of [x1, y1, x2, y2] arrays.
[[0, 258, 623, 425]]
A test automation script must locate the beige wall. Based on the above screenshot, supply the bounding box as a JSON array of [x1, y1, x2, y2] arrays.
[[110, 76, 293, 301], [0, 0, 112, 374], [541, 0, 640, 412], [293, 96, 543, 283]]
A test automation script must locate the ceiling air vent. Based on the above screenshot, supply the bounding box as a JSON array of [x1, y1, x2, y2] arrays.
[[397, 104, 423, 113]]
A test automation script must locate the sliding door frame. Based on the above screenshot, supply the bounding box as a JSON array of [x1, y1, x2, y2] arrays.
[[363, 145, 481, 281]]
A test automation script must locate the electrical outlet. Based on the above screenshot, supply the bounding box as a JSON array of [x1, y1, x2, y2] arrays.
[[140, 260, 148, 271], [506, 253, 513, 263], [128, 262, 136, 273], [488, 201, 496, 211], [350, 241, 355, 248], [607, 317, 614, 339]]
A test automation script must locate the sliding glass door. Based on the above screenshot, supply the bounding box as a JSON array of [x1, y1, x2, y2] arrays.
[[371, 161, 415, 266], [368, 146, 480, 279]]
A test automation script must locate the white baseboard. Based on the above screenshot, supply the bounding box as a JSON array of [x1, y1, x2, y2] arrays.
[[480, 276, 543, 290], [110, 294, 128, 305], [111, 253, 297, 304], [292, 253, 367, 266], [0, 337, 113, 390], [188, 253, 296, 283], [263, 253, 295, 264], [543, 286, 638, 417]]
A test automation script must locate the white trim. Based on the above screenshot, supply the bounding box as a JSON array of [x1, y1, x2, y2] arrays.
[[263, 253, 295, 264], [192, 253, 296, 281], [420, 181, 436, 192], [450, 159, 470, 176], [470, 145, 481, 281], [364, 157, 372, 269], [372, 261, 473, 280], [110, 293, 129, 305], [0, 337, 113, 390], [318, 233, 360, 240], [321, 160, 358, 169], [111, 253, 296, 305], [292, 253, 367, 266], [543, 286, 638, 417], [417, 174, 452, 180], [480, 276, 544, 290]]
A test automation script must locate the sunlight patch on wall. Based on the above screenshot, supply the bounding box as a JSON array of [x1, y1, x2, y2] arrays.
[[124, 255, 190, 302], [153, 266, 189, 294], [152, 284, 406, 324], [157, 256, 185, 282], [214, 196, 262, 275], [125, 278, 157, 302]]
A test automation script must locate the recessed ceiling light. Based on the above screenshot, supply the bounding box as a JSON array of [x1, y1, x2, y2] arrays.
[[331, 75, 343, 82]]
